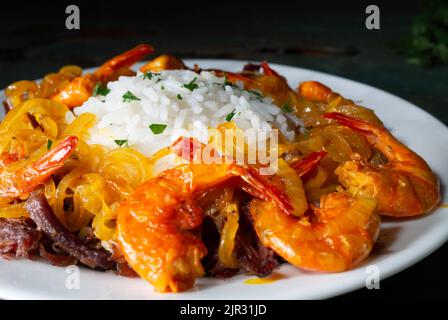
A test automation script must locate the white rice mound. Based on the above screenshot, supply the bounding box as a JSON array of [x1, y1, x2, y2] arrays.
[[71, 70, 297, 156]]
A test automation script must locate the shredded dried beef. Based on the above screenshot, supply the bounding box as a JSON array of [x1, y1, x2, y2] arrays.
[[201, 216, 238, 278], [0, 193, 136, 276], [234, 203, 279, 277], [201, 198, 279, 278], [24, 191, 116, 270], [0, 218, 41, 259], [39, 242, 77, 267]]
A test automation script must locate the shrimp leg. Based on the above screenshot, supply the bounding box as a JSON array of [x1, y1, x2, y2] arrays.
[[290, 151, 327, 176]]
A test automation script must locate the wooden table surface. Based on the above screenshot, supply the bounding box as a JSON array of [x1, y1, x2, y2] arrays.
[[0, 0, 447, 299]]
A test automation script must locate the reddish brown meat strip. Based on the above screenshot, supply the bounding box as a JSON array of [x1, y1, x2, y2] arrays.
[[25, 191, 116, 270], [0, 218, 41, 258]]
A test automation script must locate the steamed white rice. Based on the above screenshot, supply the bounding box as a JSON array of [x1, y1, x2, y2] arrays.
[[71, 70, 297, 156]]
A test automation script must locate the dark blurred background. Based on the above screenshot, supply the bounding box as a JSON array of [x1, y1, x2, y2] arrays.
[[0, 0, 447, 299]]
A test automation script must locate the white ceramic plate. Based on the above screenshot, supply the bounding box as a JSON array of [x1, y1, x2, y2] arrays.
[[0, 60, 447, 300]]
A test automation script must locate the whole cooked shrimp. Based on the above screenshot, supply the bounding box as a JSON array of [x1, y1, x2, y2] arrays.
[[52, 44, 153, 108], [325, 112, 440, 217], [250, 193, 379, 272], [0, 136, 78, 199], [116, 160, 291, 293], [250, 154, 380, 272]]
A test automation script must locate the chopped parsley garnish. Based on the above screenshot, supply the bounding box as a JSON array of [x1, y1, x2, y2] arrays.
[[281, 101, 293, 113], [93, 83, 110, 96], [224, 75, 232, 86], [248, 89, 263, 101], [161, 85, 165, 90], [225, 109, 236, 122], [177, 94, 183, 100], [149, 123, 167, 134], [122, 91, 141, 102], [114, 139, 128, 147], [47, 139, 53, 150], [213, 75, 236, 88], [223, 75, 238, 88], [182, 77, 199, 91], [142, 71, 160, 80]]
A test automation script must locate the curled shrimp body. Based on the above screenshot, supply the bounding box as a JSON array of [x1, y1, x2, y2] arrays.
[[250, 192, 380, 272], [249, 153, 380, 272], [325, 112, 440, 217], [116, 161, 290, 293], [116, 166, 206, 293], [0, 136, 78, 199]]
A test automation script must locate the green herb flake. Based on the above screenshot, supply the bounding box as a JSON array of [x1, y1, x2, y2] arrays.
[[182, 77, 199, 91], [93, 83, 110, 96], [248, 90, 263, 100], [177, 94, 183, 100], [122, 91, 141, 102], [114, 139, 128, 147], [142, 71, 160, 80], [281, 101, 293, 113], [225, 109, 236, 122], [223, 75, 232, 86], [213, 75, 236, 88], [149, 123, 167, 134], [47, 139, 53, 150]]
